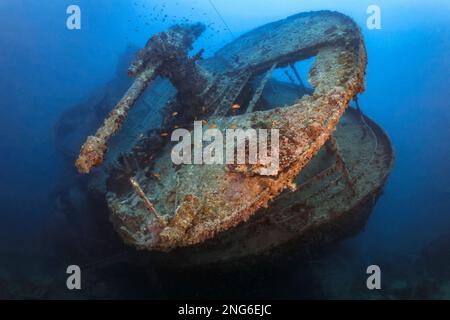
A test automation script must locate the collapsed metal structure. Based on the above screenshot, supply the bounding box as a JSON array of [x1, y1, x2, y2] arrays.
[[74, 11, 391, 255]]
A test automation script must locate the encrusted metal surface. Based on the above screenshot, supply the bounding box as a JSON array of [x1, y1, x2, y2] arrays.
[[159, 107, 394, 266], [76, 11, 368, 251]]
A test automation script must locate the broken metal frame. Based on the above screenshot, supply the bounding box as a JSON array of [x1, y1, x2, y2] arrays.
[[246, 62, 278, 113], [289, 63, 306, 89]]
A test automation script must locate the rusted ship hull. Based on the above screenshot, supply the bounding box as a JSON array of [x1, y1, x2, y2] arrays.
[[76, 11, 369, 251], [144, 105, 394, 266], [68, 10, 394, 261]]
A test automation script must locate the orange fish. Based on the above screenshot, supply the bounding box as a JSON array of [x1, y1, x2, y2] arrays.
[[152, 172, 161, 180]]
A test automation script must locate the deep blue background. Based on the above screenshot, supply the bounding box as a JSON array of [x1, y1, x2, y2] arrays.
[[0, 0, 449, 298]]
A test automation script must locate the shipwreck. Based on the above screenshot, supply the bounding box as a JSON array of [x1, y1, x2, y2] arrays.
[[71, 11, 393, 262]]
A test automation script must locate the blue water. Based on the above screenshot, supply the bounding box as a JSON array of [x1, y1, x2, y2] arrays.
[[0, 0, 449, 299]]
